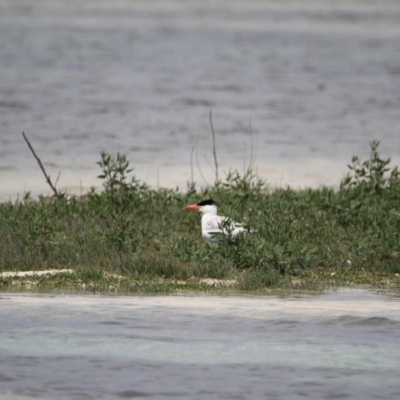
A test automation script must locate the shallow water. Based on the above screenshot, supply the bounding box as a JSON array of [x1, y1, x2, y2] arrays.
[[1, 289, 400, 399], [1, 0, 400, 198]]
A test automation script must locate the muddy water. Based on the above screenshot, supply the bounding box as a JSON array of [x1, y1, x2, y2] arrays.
[[1, 289, 400, 399], [1, 0, 400, 198]]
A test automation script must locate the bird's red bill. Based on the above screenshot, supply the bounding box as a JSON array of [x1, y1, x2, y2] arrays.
[[185, 204, 200, 211]]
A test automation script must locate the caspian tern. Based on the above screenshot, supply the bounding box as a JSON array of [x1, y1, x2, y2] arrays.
[[185, 199, 255, 245]]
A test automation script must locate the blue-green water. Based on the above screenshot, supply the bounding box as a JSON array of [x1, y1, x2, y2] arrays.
[[1, 289, 399, 399], [1, 0, 400, 198]]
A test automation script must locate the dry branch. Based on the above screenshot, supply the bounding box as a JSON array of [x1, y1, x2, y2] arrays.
[[190, 142, 196, 184], [209, 110, 219, 183], [22, 131, 59, 197], [195, 135, 209, 187]]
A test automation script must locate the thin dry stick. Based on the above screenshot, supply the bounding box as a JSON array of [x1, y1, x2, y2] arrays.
[[248, 113, 258, 171], [203, 154, 215, 175], [209, 110, 219, 183], [253, 121, 259, 170], [22, 131, 59, 197], [146, 165, 152, 186], [243, 142, 247, 174], [249, 114, 254, 170], [54, 171, 61, 188], [195, 135, 210, 186], [190, 142, 196, 184]]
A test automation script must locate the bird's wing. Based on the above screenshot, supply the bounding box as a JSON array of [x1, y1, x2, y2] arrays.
[[219, 218, 254, 236], [203, 215, 255, 241], [205, 216, 242, 235], [204, 215, 225, 232]]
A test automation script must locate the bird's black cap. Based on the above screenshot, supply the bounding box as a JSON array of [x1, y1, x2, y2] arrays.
[[197, 199, 217, 206]]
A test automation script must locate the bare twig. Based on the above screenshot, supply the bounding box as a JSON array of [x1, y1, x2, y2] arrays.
[[243, 141, 247, 174], [209, 110, 219, 183], [248, 113, 258, 171], [195, 134, 209, 186], [249, 114, 254, 170], [146, 165, 151, 185], [204, 154, 215, 174], [22, 131, 59, 197], [54, 171, 61, 188], [190, 142, 196, 184]]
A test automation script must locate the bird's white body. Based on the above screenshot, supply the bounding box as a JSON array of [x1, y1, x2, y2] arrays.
[[185, 201, 253, 245]]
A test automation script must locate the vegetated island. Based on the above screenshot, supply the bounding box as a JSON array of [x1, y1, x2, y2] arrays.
[[1, 140, 400, 295]]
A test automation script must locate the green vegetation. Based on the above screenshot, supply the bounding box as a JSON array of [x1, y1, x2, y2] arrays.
[[1, 141, 400, 293]]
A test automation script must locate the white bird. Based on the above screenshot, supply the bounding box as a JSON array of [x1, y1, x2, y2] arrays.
[[185, 199, 255, 245]]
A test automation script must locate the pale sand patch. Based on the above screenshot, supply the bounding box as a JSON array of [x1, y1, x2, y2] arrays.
[[0, 270, 236, 287], [199, 278, 237, 287], [176, 278, 237, 287], [0, 269, 74, 278]]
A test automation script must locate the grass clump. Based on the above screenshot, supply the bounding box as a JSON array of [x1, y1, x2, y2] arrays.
[[1, 141, 400, 293]]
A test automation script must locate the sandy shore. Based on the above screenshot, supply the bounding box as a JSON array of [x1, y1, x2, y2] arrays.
[[1, 288, 399, 321]]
